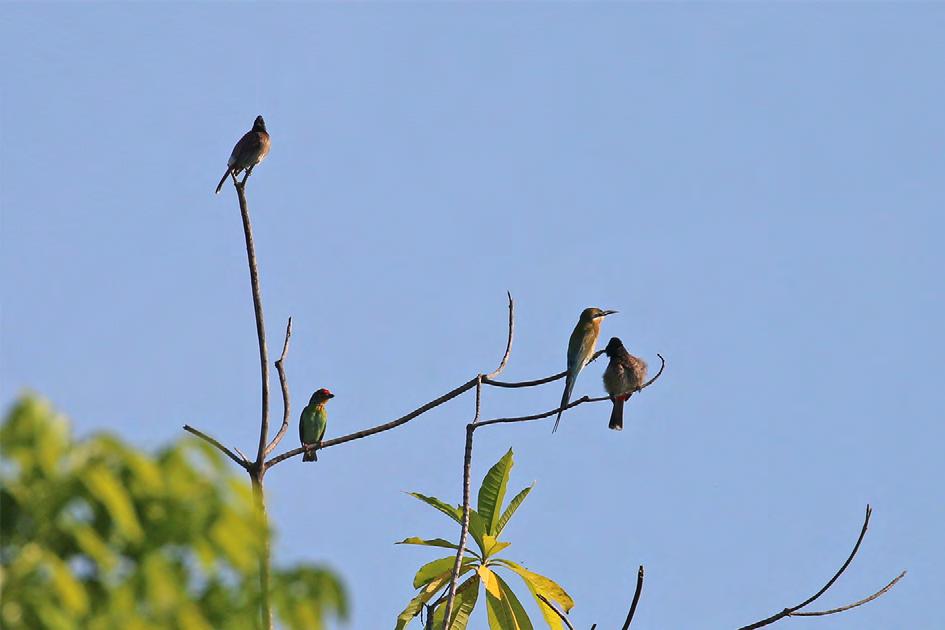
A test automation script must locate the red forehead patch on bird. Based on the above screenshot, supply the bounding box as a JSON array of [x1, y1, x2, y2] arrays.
[[319, 388, 332, 396]]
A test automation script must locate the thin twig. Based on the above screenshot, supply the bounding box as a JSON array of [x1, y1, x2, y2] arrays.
[[622, 565, 644, 630], [265, 317, 293, 455], [791, 571, 906, 617], [486, 292, 514, 380], [264, 377, 479, 468], [441, 378, 481, 628], [476, 353, 666, 427], [536, 593, 575, 630], [234, 446, 249, 462], [183, 424, 250, 469], [424, 603, 435, 630], [483, 351, 605, 388], [737, 505, 903, 629], [232, 182, 272, 472]]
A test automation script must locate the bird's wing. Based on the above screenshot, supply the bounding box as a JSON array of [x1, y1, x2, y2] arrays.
[[312, 407, 328, 443], [567, 324, 597, 371], [229, 131, 265, 168], [299, 405, 315, 444]]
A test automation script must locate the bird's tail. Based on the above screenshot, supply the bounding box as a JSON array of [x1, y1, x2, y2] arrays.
[[552, 374, 575, 433], [608, 396, 626, 431], [303, 447, 317, 462], [215, 169, 231, 194]]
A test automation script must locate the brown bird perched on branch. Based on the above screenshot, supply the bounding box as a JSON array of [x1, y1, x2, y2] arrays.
[[602, 337, 647, 430], [215, 115, 271, 194]]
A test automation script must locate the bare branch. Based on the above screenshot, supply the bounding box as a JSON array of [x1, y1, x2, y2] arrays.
[[477, 355, 665, 429], [641, 354, 665, 390], [486, 292, 515, 380], [791, 571, 906, 617], [536, 593, 575, 630], [441, 378, 482, 628], [264, 377, 479, 468], [621, 565, 644, 630], [183, 424, 250, 470], [483, 351, 605, 389], [265, 317, 293, 455], [234, 446, 250, 462], [230, 182, 272, 472], [737, 505, 903, 630]]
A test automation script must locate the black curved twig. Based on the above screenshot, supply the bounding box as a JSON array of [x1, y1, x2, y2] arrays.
[[536, 593, 575, 630], [621, 565, 644, 630], [737, 505, 905, 629]]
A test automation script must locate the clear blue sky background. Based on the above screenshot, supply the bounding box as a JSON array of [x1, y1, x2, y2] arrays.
[[2, 3, 943, 629]]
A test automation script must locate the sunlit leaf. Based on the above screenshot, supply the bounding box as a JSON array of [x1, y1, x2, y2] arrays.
[[481, 534, 511, 558], [495, 572, 534, 630], [494, 558, 574, 624], [395, 572, 450, 630], [82, 466, 144, 542], [495, 484, 533, 537], [413, 556, 478, 589], [480, 565, 521, 630], [430, 573, 480, 630], [408, 492, 463, 524], [477, 448, 514, 535]]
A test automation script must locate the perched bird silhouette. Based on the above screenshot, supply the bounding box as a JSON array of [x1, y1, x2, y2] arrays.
[[602, 337, 647, 431], [215, 115, 271, 194], [553, 307, 617, 433], [299, 388, 334, 462]]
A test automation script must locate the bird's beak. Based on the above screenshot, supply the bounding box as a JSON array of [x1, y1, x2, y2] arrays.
[[597, 310, 618, 318], [327, 393, 335, 399]]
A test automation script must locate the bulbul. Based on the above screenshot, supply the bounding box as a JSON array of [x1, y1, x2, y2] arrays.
[[602, 337, 647, 431], [299, 388, 334, 462], [553, 307, 617, 433], [215, 115, 271, 194]]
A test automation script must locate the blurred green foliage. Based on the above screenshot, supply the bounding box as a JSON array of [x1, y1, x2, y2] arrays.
[[0, 395, 347, 629]]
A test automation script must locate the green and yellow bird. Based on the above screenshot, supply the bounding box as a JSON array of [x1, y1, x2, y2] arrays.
[[299, 388, 334, 462], [553, 307, 617, 433]]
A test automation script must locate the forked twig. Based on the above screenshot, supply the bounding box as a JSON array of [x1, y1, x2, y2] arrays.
[[737, 506, 905, 629], [183, 424, 250, 470], [265, 318, 293, 455]]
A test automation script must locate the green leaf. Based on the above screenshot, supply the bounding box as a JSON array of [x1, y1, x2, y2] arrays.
[[495, 572, 534, 630], [495, 484, 533, 537], [44, 549, 90, 615], [481, 534, 511, 558], [395, 572, 451, 630], [494, 558, 574, 627], [407, 493, 489, 559], [480, 565, 529, 630], [397, 536, 458, 549], [413, 556, 478, 589], [466, 510, 489, 558], [408, 492, 463, 524], [82, 465, 144, 542], [477, 448, 514, 535], [396, 537, 482, 560], [430, 574, 480, 630]]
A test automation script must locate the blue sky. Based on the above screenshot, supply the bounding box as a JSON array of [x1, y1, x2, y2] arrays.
[[2, 2, 943, 628]]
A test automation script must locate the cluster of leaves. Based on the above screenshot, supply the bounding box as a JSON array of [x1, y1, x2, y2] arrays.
[[0, 395, 347, 629], [396, 449, 572, 630]]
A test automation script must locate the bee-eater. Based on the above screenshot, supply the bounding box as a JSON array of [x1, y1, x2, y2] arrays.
[[299, 388, 334, 462], [602, 337, 647, 431], [215, 115, 271, 194], [553, 307, 617, 433]]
